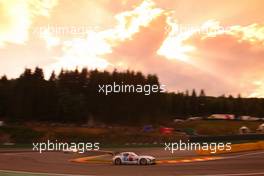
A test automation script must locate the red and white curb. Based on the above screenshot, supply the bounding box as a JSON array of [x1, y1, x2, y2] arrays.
[[71, 155, 222, 164], [156, 156, 222, 164]]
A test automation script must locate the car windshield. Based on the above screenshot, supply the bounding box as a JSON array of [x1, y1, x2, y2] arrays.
[[129, 153, 138, 157], [121, 152, 138, 157]]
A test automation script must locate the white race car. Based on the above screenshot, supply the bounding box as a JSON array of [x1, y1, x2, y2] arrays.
[[112, 152, 156, 165]]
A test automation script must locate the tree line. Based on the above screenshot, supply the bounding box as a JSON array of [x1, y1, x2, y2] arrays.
[[0, 67, 263, 124]]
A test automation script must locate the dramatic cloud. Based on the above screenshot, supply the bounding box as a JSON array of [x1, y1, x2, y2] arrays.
[[47, 0, 164, 73], [1, 0, 264, 97], [182, 23, 264, 97]]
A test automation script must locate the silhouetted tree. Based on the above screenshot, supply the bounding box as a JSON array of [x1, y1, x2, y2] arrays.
[[0, 67, 264, 124]]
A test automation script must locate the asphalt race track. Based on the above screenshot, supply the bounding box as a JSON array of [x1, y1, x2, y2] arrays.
[[0, 149, 263, 176]]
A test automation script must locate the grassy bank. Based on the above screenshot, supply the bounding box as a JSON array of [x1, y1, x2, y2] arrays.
[[1, 120, 263, 146]]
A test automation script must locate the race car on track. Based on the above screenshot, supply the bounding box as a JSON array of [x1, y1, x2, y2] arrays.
[[112, 152, 156, 165]]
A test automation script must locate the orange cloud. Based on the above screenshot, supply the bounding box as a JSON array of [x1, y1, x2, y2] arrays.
[[48, 0, 264, 97], [48, 0, 164, 73], [1, 0, 264, 97], [182, 22, 264, 97]]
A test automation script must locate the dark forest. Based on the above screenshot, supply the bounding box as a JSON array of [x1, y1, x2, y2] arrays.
[[0, 67, 264, 124]]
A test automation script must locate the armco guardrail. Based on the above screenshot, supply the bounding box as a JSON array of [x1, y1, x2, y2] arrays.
[[190, 134, 264, 143]]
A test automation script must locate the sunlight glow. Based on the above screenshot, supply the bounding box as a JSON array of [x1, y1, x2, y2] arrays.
[[157, 16, 196, 62], [50, 0, 163, 72]]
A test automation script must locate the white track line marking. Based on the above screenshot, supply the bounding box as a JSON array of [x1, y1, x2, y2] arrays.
[[191, 151, 264, 163], [194, 172, 264, 176], [220, 151, 264, 160], [191, 151, 264, 176], [0, 169, 95, 176]]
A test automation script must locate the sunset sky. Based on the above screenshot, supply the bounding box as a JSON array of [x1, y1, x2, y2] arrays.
[[0, 0, 264, 97]]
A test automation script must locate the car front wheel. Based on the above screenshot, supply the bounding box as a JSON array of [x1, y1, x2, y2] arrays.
[[139, 158, 148, 165]]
